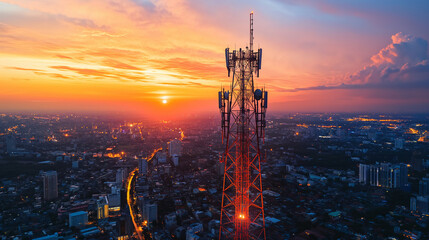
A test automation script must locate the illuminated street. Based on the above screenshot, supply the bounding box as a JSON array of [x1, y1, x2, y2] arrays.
[[126, 147, 163, 239], [126, 168, 143, 240]]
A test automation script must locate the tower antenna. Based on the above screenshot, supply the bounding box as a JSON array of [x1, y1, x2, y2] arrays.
[[218, 11, 267, 240], [250, 11, 254, 51]]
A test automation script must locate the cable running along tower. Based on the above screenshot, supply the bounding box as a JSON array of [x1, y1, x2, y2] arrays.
[[218, 12, 268, 240]]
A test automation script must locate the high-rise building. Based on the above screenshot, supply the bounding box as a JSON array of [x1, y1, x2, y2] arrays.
[[125, 207, 133, 236], [42, 171, 58, 201], [369, 165, 379, 186], [143, 202, 158, 225], [69, 211, 88, 228], [107, 192, 120, 211], [120, 187, 127, 211], [419, 178, 429, 196], [366, 163, 407, 189], [359, 164, 370, 184], [138, 158, 148, 176], [168, 139, 182, 157], [97, 196, 109, 219], [116, 168, 127, 185], [399, 163, 408, 188], [119, 204, 132, 236], [416, 196, 429, 214], [392, 167, 402, 188], [379, 163, 391, 187]]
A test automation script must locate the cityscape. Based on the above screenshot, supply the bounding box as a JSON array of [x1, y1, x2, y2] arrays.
[[1, 113, 429, 239], [1, 0, 429, 240]]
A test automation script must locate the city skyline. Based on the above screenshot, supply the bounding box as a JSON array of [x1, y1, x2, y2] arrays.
[[1, 0, 429, 119], [1, 112, 428, 239]]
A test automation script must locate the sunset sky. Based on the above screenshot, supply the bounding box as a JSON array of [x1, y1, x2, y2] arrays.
[[1, 0, 429, 118]]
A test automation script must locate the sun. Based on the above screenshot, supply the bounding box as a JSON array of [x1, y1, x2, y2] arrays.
[[161, 96, 169, 104]]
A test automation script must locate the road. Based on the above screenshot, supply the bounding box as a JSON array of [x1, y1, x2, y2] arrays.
[[126, 128, 184, 239], [126, 147, 163, 240], [126, 168, 143, 240]]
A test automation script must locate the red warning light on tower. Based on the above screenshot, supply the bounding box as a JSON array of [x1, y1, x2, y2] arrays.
[[218, 11, 267, 240]]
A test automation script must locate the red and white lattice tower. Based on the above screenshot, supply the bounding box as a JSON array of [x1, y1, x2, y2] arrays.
[[218, 12, 268, 240]]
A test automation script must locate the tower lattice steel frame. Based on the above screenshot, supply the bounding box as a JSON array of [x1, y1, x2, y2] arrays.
[[218, 12, 268, 240]]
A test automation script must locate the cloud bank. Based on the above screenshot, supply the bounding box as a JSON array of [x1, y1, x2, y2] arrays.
[[288, 32, 429, 92]]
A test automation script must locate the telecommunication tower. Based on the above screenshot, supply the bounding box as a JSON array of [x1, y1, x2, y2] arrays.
[[218, 12, 268, 240]]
